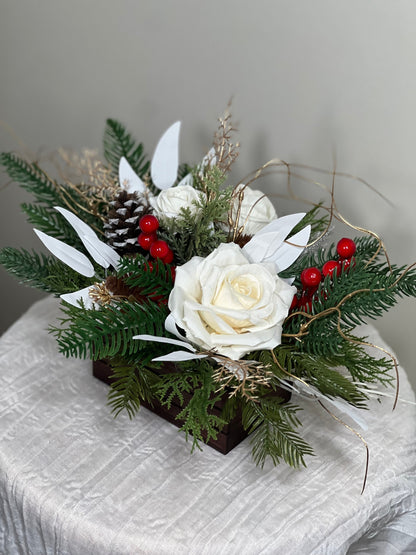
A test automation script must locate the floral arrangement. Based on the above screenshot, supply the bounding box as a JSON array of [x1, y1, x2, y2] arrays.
[[1, 111, 415, 480]]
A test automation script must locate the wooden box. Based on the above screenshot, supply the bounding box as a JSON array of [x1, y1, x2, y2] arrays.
[[93, 359, 289, 455]]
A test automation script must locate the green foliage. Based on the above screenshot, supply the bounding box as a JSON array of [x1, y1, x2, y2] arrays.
[[1, 152, 104, 237], [242, 398, 313, 468], [103, 119, 150, 179], [50, 299, 169, 360], [289, 204, 329, 242], [107, 359, 160, 419], [116, 255, 174, 298], [322, 341, 393, 386], [281, 236, 381, 281], [0, 247, 92, 294], [156, 360, 226, 451], [291, 353, 368, 406], [158, 167, 232, 263], [1, 153, 62, 206], [20, 203, 83, 247], [283, 237, 416, 355]]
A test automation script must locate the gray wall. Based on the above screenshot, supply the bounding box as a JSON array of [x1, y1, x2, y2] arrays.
[[1, 1, 415, 393]]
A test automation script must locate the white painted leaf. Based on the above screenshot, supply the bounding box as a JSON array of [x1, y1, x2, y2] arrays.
[[255, 212, 306, 237], [55, 206, 120, 269], [243, 213, 306, 263], [273, 225, 311, 272], [133, 333, 196, 351], [151, 121, 181, 190], [177, 173, 194, 187], [164, 313, 187, 340], [60, 286, 97, 309], [82, 235, 121, 269], [55, 206, 96, 238], [33, 229, 95, 277], [152, 351, 207, 362], [119, 157, 145, 194]]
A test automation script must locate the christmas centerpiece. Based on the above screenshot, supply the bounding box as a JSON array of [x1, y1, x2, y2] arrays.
[[1, 111, 415, 484]]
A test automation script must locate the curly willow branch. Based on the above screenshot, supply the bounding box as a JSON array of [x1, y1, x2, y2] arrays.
[[270, 350, 369, 494]]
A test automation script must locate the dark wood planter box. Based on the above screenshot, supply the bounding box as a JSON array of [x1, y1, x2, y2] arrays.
[[93, 359, 290, 455]]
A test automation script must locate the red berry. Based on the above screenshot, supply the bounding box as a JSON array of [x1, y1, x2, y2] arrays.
[[162, 248, 174, 264], [336, 237, 356, 259], [150, 239, 170, 259], [290, 294, 299, 311], [138, 231, 157, 250], [322, 260, 341, 278], [340, 256, 356, 272], [139, 214, 159, 233], [300, 267, 322, 289], [299, 297, 313, 312]]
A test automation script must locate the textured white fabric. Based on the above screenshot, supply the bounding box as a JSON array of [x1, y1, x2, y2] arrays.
[[0, 297, 415, 555]]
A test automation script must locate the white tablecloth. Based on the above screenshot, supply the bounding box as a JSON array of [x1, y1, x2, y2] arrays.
[[0, 297, 415, 555]]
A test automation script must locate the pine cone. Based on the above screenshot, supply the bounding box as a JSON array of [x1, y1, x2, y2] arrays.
[[104, 190, 150, 255]]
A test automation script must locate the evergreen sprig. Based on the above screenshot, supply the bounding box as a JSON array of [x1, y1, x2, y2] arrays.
[[1, 153, 62, 206], [0, 247, 92, 294], [289, 204, 329, 242], [107, 359, 160, 418], [50, 299, 169, 360], [20, 203, 83, 247], [158, 167, 232, 263], [1, 152, 104, 236], [103, 119, 150, 179], [116, 255, 174, 298], [283, 238, 416, 358], [242, 398, 313, 468], [156, 360, 226, 451]]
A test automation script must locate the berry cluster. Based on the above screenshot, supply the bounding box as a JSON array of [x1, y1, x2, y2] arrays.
[[137, 215, 174, 264], [291, 237, 357, 312]]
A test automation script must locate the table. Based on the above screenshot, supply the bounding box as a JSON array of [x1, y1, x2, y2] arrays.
[[0, 297, 415, 555]]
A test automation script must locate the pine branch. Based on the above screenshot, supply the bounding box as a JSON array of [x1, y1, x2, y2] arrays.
[[1, 152, 62, 207], [116, 255, 174, 299], [283, 237, 416, 360], [0, 247, 92, 294], [289, 204, 329, 243], [242, 398, 313, 468], [103, 119, 150, 179], [50, 299, 169, 360], [20, 203, 83, 246], [280, 236, 383, 281], [291, 352, 368, 406]]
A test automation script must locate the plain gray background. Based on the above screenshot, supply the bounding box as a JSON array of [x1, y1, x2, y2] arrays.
[[1, 1, 415, 393]]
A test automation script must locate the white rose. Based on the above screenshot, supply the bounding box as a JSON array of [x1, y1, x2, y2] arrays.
[[168, 242, 296, 360], [230, 184, 277, 235], [150, 184, 202, 219]]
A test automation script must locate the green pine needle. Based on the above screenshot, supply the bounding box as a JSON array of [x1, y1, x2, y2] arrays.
[[242, 399, 314, 468], [0, 247, 93, 294], [103, 119, 150, 179], [50, 299, 169, 360]]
